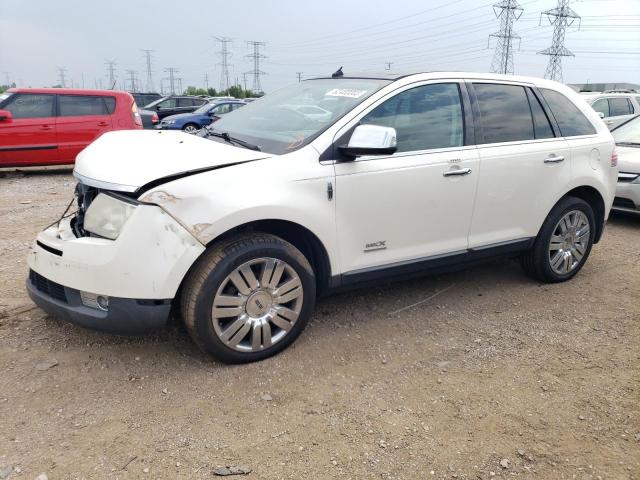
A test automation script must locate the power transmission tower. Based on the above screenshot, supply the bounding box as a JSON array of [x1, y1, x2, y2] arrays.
[[488, 0, 523, 75], [125, 70, 138, 92], [296, 72, 303, 82], [215, 37, 233, 91], [242, 73, 248, 90], [538, 0, 580, 82], [203, 73, 209, 90], [142, 50, 155, 92], [164, 67, 179, 95], [245, 41, 267, 93], [105, 60, 117, 89], [385, 62, 393, 71], [56, 67, 68, 87], [3, 72, 10, 86]]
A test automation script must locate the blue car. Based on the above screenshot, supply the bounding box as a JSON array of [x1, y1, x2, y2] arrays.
[[157, 100, 246, 133]]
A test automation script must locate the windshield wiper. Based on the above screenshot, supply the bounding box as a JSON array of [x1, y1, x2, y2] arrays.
[[203, 129, 261, 151]]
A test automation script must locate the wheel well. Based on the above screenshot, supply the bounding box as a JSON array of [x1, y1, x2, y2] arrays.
[[563, 186, 605, 243], [208, 220, 331, 295]]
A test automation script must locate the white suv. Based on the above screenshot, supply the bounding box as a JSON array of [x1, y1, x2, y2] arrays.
[[582, 92, 640, 130], [27, 72, 617, 363]]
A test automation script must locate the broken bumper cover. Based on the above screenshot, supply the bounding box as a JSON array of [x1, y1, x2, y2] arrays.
[[27, 271, 171, 334], [26, 203, 206, 332]]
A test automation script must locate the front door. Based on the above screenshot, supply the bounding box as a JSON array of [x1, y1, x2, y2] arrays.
[[333, 82, 480, 277], [0, 93, 57, 167]]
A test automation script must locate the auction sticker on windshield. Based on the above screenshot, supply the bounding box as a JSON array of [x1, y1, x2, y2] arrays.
[[325, 88, 368, 99]]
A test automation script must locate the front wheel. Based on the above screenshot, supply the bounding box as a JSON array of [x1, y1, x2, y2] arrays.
[[182, 123, 199, 133], [180, 234, 316, 363], [521, 196, 596, 283]]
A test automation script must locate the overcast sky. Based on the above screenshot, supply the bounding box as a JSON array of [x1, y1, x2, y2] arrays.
[[1, 0, 638, 93]]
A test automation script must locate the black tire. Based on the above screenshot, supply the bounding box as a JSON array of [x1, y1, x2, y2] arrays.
[[182, 123, 199, 133], [180, 233, 316, 363], [521, 196, 596, 283]]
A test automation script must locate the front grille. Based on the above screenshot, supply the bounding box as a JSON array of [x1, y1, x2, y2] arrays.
[[613, 197, 637, 210], [618, 172, 639, 183], [29, 270, 68, 304]]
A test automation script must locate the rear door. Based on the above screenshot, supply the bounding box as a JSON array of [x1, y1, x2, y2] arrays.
[[467, 82, 571, 247], [55, 94, 114, 163], [0, 92, 57, 167]]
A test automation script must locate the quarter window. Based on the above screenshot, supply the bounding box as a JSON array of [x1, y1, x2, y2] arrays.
[[540, 88, 596, 137], [2, 93, 54, 119], [609, 97, 632, 116], [361, 83, 464, 152], [591, 98, 610, 118], [473, 83, 534, 144], [58, 95, 111, 116]]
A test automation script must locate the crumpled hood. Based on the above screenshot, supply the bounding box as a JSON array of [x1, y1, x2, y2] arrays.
[[73, 129, 271, 192], [616, 145, 640, 173]]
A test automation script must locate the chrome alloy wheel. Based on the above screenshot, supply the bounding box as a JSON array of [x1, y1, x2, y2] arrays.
[[183, 125, 198, 133], [548, 210, 590, 275], [211, 258, 304, 352]]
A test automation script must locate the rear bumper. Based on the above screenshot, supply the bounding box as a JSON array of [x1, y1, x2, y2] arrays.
[[27, 270, 171, 334], [613, 181, 640, 213]]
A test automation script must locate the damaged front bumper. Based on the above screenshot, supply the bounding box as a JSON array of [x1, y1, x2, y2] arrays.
[[26, 204, 205, 334]]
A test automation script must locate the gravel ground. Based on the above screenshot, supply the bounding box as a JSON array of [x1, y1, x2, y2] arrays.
[[0, 171, 638, 480]]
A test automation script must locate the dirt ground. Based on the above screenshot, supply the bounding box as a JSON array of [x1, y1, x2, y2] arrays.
[[0, 171, 638, 480]]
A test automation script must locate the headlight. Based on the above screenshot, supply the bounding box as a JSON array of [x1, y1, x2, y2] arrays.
[[164, 120, 176, 125], [84, 193, 136, 240]]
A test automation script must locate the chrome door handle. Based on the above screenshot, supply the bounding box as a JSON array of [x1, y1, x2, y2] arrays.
[[443, 168, 472, 177], [544, 155, 565, 163]]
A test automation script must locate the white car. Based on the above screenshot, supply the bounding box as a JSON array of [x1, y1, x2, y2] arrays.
[[582, 92, 640, 130], [611, 115, 640, 213], [27, 72, 617, 363]]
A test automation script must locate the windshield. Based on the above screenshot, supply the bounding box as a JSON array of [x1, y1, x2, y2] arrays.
[[0, 92, 13, 105], [194, 102, 216, 114], [612, 115, 640, 145], [206, 78, 391, 154]]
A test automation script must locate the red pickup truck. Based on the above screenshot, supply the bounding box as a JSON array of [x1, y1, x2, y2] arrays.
[[0, 88, 142, 167]]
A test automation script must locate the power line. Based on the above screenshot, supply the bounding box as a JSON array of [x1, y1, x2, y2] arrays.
[[142, 50, 155, 92], [104, 59, 117, 89], [538, 0, 581, 82], [56, 67, 67, 88], [215, 36, 233, 91], [489, 0, 524, 74], [246, 41, 267, 93]]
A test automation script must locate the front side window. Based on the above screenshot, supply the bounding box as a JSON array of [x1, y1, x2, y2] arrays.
[[591, 98, 610, 117], [361, 83, 464, 152], [58, 95, 109, 116], [609, 97, 632, 116], [206, 78, 391, 155], [473, 83, 534, 144], [211, 104, 232, 115], [2, 93, 54, 119], [540, 88, 597, 137]]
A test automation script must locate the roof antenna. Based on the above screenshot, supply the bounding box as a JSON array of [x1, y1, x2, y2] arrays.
[[331, 67, 344, 78]]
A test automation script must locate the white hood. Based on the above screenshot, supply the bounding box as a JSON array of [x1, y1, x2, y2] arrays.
[[73, 130, 271, 192], [617, 145, 640, 174]]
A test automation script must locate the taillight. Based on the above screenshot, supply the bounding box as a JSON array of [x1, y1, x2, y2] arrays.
[[611, 148, 618, 167], [151, 113, 159, 124], [131, 103, 142, 127]]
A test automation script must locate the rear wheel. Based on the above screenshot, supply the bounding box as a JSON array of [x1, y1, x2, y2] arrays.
[[180, 233, 316, 363], [521, 196, 595, 283], [182, 123, 199, 133]]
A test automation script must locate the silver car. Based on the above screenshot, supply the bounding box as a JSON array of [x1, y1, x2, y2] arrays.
[[582, 92, 640, 130]]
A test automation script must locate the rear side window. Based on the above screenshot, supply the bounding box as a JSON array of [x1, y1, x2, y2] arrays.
[[2, 93, 54, 119], [609, 97, 632, 116], [178, 98, 194, 107], [361, 83, 464, 152], [104, 97, 116, 114], [473, 83, 534, 144], [58, 95, 112, 116], [526, 88, 555, 139], [591, 98, 610, 117], [540, 88, 596, 137]]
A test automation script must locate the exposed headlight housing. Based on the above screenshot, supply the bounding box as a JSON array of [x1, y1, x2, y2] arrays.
[[163, 119, 176, 125], [83, 193, 136, 240]]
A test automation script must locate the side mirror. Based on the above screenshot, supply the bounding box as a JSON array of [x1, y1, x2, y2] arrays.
[[597, 111, 605, 119], [0, 110, 13, 121], [339, 124, 397, 158]]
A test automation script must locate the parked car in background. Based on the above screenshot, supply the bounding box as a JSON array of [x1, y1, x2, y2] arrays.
[[583, 92, 640, 130], [156, 100, 246, 132], [144, 95, 209, 119], [131, 92, 162, 108], [27, 72, 617, 363], [611, 115, 640, 214], [0, 88, 142, 167], [139, 108, 159, 129]]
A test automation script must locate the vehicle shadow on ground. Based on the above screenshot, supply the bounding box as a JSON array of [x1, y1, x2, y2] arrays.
[[609, 210, 640, 228], [0, 166, 74, 177]]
